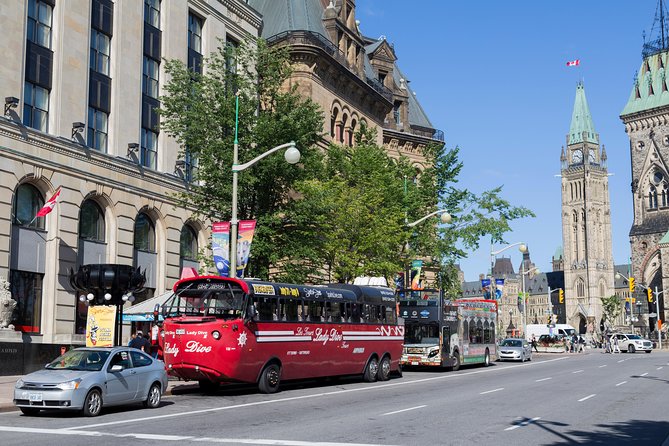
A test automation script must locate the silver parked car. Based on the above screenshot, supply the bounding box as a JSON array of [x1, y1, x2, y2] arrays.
[[14, 346, 168, 417], [498, 338, 532, 362]]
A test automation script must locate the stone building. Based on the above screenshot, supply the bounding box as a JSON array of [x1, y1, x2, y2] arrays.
[[0, 0, 261, 369], [559, 82, 614, 334], [619, 5, 669, 331]]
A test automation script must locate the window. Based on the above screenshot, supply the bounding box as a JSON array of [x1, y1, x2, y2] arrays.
[[10, 269, 43, 333], [79, 200, 105, 242], [306, 301, 324, 322], [130, 350, 153, 367], [188, 13, 203, 53], [23, 81, 49, 132], [184, 148, 198, 182], [393, 101, 402, 125], [280, 298, 300, 322], [576, 279, 585, 298], [179, 225, 198, 261], [87, 107, 108, 151], [225, 37, 239, 74], [649, 185, 658, 209], [144, 0, 160, 27], [13, 183, 45, 229], [90, 29, 110, 75], [142, 57, 160, 99], [27, 0, 53, 49], [134, 213, 155, 252], [141, 128, 158, 169]]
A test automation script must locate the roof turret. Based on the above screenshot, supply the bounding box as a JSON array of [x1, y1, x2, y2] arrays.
[[568, 81, 598, 145]]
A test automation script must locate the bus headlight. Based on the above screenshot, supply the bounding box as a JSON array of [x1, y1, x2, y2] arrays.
[[427, 349, 439, 358], [212, 330, 221, 340]]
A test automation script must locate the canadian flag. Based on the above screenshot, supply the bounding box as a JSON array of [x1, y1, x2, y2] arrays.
[[566, 59, 580, 67], [35, 187, 61, 218]]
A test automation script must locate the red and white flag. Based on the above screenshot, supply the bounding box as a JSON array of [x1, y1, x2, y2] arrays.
[[566, 59, 580, 67], [35, 187, 61, 218]]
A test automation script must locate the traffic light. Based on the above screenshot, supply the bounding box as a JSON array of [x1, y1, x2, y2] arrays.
[[648, 288, 654, 303], [558, 288, 564, 304], [546, 314, 551, 324], [629, 277, 635, 293]]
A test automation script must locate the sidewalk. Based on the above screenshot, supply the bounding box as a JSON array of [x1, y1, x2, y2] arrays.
[[0, 375, 194, 413]]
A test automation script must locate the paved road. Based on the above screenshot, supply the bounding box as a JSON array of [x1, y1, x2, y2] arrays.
[[0, 351, 668, 445]]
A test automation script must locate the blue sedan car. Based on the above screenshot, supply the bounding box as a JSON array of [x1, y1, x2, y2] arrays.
[[14, 346, 168, 417]]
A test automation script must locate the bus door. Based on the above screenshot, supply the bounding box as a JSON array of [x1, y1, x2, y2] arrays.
[[441, 326, 451, 363]]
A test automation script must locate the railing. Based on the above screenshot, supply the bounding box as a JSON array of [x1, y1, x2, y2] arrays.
[[642, 36, 669, 58], [265, 30, 394, 102]]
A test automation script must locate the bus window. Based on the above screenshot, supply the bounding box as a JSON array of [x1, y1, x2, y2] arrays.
[[256, 296, 278, 321], [280, 298, 300, 322], [350, 304, 361, 323], [325, 302, 342, 322], [384, 306, 397, 324], [307, 301, 324, 322]]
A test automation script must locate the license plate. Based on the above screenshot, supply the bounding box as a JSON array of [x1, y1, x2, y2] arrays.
[[411, 361, 419, 366], [29, 393, 42, 402], [176, 329, 185, 335]]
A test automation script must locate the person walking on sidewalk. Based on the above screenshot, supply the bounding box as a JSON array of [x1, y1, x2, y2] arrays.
[[611, 335, 621, 354], [531, 335, 539, 353]]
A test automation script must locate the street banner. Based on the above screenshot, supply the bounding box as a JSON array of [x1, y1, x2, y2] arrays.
[[212, 222, 231, 277], [481, 278, 491, 299], [517, 292, 525, 312], [235, 220, 257, 278], [86, 305, 116, 347], [495, 278, 505, 299], [410, 260, 423, 290]]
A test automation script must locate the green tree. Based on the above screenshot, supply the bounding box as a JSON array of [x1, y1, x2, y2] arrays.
[[601, 295, 623, 327], [160, 38, 324, 278]]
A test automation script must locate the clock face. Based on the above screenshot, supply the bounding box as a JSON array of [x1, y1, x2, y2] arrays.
[[588, 149, 596, 163], [572, 149, 583, 163]]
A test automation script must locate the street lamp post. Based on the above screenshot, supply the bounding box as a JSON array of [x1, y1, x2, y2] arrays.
[[229, 94, 300, 278], [403, 210, 452, 292], [520, 265, 540, 339], [654, 287, 664, 350]]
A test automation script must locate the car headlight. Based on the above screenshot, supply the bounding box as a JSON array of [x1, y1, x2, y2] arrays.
[[15, 379, 24, 389], [56, 379, 82, 390]]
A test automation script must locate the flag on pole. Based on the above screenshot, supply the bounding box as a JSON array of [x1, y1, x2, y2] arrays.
[[566, 59, 580, 67], [35, 187, 61, 218]]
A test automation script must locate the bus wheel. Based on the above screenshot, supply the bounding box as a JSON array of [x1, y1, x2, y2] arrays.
[[258, 363, 281, 394], [484, 349, 490, 367], [363, 357, 379, 382], [451, 351, 460, 372], [377, 356, 391, 381], [198, 379, 220, 394]]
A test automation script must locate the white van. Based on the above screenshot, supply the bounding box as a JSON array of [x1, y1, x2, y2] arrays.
[[525, 324, 576, 341]]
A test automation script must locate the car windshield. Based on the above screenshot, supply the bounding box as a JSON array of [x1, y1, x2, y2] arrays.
[[501, 339, 522, 347], [626, 335, 642, 340], [46, 350, 111, 371]]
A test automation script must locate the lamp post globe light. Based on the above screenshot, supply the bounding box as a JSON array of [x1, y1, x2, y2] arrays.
[[402, 210, 452, 292]]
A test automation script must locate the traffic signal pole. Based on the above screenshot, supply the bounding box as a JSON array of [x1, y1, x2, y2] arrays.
[[654, 286, 663, 350]]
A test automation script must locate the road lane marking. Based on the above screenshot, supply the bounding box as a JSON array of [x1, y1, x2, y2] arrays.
[[61, 356, 572, 431], [616, 381, 627, 386], [505, 417, 541, 431], [480, 388, 504, 395], [640, 373, 648, 377], [535, 377, 552, 382], [381, 405, 426, 416], [598, 365, 607, 368], [658, 367, 663, 370], [617, 359, 625, 363], [572, 370, 583, 374], [0, 427, 391, 445], [578, 394, 596, 402]]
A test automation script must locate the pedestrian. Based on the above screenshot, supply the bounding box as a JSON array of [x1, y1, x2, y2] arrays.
[[578, 335, 585, 353], [603, 336, 611, 353], [128, 332, 136, 347], [531, 335, 539, 353], [129, 330, 151, 352], [571, 334, 578, 353], [611, 335, 621, 354]]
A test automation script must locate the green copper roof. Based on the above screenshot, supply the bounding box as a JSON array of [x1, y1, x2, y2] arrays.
[[621, 50, 669, 117], [660, 228, 669, 244], [553, 245, 563, 259], [568, 82, 598, 145]]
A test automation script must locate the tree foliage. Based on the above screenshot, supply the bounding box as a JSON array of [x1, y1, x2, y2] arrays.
[[601, 295, 623, 325]]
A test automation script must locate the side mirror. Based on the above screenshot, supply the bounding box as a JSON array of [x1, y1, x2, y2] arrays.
[[110, 364, 123, 372]]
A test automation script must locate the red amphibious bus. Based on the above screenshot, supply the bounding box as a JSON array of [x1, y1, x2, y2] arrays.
[[160, 275, 404, 393]]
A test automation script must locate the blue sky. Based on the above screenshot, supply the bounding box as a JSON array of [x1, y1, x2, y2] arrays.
[[356, 0, 659, 281]]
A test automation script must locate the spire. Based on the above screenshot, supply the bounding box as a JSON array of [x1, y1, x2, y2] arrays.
[[568, 81, 598, 145]]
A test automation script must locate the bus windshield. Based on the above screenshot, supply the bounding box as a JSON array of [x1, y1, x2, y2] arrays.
[[163, 282, 247, 319], [405, 322, 440, 344]]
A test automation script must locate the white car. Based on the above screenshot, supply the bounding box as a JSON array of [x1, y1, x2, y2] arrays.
[[498, 338, 532, 362], [613, 333, 653, 353]]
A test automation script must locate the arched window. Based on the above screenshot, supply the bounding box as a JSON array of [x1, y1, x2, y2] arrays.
[[340, 113, 348, 144], [576, 279, 585, 297], [330, 108, 339, 139], [134, 213, 155, 252], [79, 200, 105, 242], [349, 119, 357, 146], [180, 225, 198, 260], [649, 185, 658, 209], [662, 182, 668, 207], [13, 184, 45, 230]]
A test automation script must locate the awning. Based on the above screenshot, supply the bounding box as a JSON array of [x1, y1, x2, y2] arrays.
[[122, 291, 173, 322]]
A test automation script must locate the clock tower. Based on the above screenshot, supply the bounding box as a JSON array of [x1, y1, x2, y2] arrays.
[[560, 81, 614, 335]]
